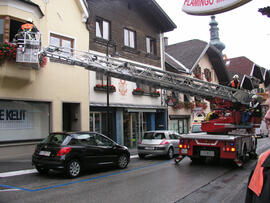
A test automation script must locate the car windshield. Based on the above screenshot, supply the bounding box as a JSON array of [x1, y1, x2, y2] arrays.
[[191, 125, 202, 133], [143, 132, 165, 139], [41, 133, 69, 145]]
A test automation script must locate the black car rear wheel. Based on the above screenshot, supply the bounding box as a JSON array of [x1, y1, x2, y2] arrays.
[[117, 154, 129, 169], [66, 159, 81, 178], [35, 165, 49, 174]]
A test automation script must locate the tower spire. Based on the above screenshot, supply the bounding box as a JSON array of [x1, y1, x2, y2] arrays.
[[209, 15, 225, 53]]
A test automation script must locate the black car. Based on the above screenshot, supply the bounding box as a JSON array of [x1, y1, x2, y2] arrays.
[[32, 132, 130, 178]]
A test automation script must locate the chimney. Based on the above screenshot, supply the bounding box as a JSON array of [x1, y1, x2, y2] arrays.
[[164, 37, 168, 46]]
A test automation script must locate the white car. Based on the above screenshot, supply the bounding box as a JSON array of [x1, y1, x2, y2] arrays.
[[137, 130, 180, 159]]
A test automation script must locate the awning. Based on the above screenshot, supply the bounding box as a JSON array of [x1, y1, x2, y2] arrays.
[[90, 102, 167, 110]]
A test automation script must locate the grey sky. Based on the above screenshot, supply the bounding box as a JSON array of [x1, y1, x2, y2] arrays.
[[156, 0, 270, 69]]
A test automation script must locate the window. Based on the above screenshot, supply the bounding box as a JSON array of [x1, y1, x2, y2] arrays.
[[96, 72, 111, 86], [0, 19, 4, 43], [136, 83, 155, 93], [94, 133, 114, 146], [146, 37, 156, 55], [0, 16, 24, 43], [194, 65, 202, 79], [96, 17, 110, 40], [89, 112, 113, 137], [143, 132, 165, 139], [124, 28, 135, 48], [50, 33, 74, 56], [204, 69, 212, 82]]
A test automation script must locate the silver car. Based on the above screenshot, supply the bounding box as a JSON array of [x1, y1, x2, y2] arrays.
[[137, 130, 180, 159]]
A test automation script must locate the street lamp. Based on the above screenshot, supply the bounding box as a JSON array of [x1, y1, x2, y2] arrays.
[[106, 41, 118, 138]]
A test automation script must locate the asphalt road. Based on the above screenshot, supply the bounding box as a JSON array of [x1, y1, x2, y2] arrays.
[[0, 138, 269, 203]]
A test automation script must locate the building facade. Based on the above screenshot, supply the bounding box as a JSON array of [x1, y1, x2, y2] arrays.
[[165, 39, 230, 134], [86, 0, 176, 147], [0, 0, 90, 142]]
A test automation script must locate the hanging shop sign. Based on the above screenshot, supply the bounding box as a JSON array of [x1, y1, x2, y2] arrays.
[[182, 0, 252, 15]]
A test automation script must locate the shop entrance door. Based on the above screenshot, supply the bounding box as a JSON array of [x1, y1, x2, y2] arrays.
[[63, 103, 80, 132], [123, 112, 146, 148]]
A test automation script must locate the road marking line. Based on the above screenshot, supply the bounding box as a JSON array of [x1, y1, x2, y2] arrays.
[[130, 155, 138, 159], [0, 160, 171, 192], [0, 155, 139, 178], [0, 189, 20, 192], [0, 169, 37, 178]]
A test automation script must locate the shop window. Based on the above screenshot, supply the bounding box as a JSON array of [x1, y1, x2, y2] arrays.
[[50, 33, 74, 56], [124, 28, 136, 48], [89, 112, 113, 138], [146, 36, 156, 55], [96, 17, 110, 40], [0, 16, 24, 43]]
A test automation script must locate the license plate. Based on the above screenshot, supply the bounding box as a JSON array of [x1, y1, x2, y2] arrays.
[[39, 151, 51, 156], [200, 150, 214, 157], [145, 147, 154, 150], [181, 149, 188, 154]]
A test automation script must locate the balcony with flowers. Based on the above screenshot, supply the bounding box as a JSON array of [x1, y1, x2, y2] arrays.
[[150, 90, 160, 97], [132, 88, 144, 95], [94, 84, 116, 93]]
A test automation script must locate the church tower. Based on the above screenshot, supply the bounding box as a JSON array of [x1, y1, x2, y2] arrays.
[[209, 15, 225, 53]]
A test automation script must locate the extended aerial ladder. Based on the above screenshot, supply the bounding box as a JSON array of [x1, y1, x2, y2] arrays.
[[42, 46, 251, 103], [39, 45, 260, 134]]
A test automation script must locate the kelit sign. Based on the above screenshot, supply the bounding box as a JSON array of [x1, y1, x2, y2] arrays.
[[182, 0, 252, 15]]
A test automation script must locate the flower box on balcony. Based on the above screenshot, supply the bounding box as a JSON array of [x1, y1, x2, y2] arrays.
[[94, 84, 116, 93], [132, 88, 144, 95], [150, 91, 160, 97], [0, 42, 17, 65]]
